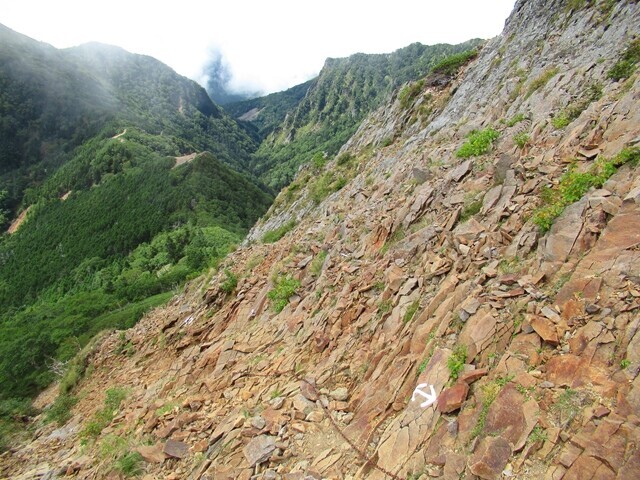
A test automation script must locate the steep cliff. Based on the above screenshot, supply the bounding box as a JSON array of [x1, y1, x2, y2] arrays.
[[2, 1, 640, 479]]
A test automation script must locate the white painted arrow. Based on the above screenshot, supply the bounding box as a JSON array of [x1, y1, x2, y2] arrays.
[[411, 383, 437, 408]]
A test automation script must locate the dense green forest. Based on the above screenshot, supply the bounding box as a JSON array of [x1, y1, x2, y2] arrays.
[[228, 40, 482, 189], [0, 25, 272, 403]]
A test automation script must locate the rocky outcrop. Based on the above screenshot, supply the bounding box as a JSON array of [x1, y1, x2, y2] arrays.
[[2, 1, 640, 479]]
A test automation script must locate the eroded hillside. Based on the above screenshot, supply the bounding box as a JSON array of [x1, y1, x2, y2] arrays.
[[2, 0, 640, 479]]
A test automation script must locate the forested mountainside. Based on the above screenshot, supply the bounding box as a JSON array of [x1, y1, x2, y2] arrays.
[[0, 24, 260, 217], [228, 40, 482, 188], [0, 25, 272, 401]]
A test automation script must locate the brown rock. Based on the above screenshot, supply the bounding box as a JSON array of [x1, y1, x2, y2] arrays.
[[243, 435, 277, 467], [437, 383, 469, 413], [137, 444, 166, 463], [484, 383, 538, 450], [300, 379, 318, 401], [459, 367, 488, 385], [192, 439, 209, 453], [469, 436, 512, 479], [163, 439, 189, 459], [530, 315, 559, 345]]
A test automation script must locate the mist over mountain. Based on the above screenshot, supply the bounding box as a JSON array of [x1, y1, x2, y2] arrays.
[[201, 50, 259, 105]]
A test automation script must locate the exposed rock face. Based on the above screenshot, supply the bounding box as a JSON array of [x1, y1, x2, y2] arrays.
[[3, 1, 640, 479]]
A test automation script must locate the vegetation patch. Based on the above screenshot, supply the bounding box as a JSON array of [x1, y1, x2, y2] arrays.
[[609, 39, 640, 81], [469, 380, 503, 442], [310, 250, 328, 277], [262, 220, 296, 243], [533, 148, 640, 232], [526, 66, 559, 98], [268, 275, 301, 313], [403, 300, 420, 323], [513, 132, 530, 149], [45, 394, 78, 426], [81, 387, 129, 439], [551, 83, 602, 129], [460, 197, 483, 223], [447, 345, 468, 380], [220, 269, 238, 294], [457, 128, 499, 158], [431, 49, 479, 76], [505, 113, 526, 127], [399, 80, 425, 109]]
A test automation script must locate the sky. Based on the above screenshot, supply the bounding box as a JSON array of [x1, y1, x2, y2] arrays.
[[1, 0, 517, 95]]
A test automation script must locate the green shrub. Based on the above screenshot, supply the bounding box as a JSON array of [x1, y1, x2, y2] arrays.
[[81, 387, 129, 439], [460, 199, 483, 223], [431, 49, 478, 76], [526, 67, 559, 98], [551, 112, 571, 129], [220, 269, 238, 294], [609, 39, 640, 81], [336, 152, 355, 166], [398, 80, 425, 109], [45, 394, 78, 426], [533, 148, 640, 232], [116, 451, 144, 477], [456, 128, 499, 158], [310, 250, 328, 277], [513, 132, 530, 148], [262, 220, 296, 243], [403, 300, 420, 323], [268, 275, 301, 313], [447, 345, 467, 380], [505, 113, 526, 127]]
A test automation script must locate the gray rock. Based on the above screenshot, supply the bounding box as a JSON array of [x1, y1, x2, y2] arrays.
[[243, 435, 277, 467], [163, 439, 189, 459], [330, 387, 349, 402]]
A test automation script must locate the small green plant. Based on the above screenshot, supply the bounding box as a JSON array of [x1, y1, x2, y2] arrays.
[[459, 199, 483, 223], [608, 39, 640, 81], [220, 269, 238, 294], [155, 401, 179, 416], [505, 113, 526, 127], [621, 359, 631, 369], [417, 358, 429, 375], [551, 111, 571, 129], [447, 345, 467, 380], [551, 388, 581, 428], [114, 332, 135, 357], [533, 148, 640, 232], [377, 299, 393, 316], [268, 275, 301, 313], [45, 394, 78, 426], [116, 451, 144, 477], [469, 381, 502, 442], [262, 220, 296, 243], [380, 227, 406, 255], [513, 132, 530, 148], [526, 66, 559, 98], [380, 137, 394, 147], [310, 250, 328, 277], [403, 300, 420, 323], [528, 425, 548, 444], [270, 389, 283, 399], [456, 128, 499, 158], [336, 152, 355, 166], [498, 256, 521, 274], [81, 387, 129, 439], [398, 80, 425, 109]]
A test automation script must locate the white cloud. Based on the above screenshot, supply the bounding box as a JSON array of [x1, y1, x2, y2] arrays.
[[1, 0, 516, 94]]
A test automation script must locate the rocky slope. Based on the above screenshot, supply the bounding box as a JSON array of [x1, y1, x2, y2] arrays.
[[2, 0, 640, 479]]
